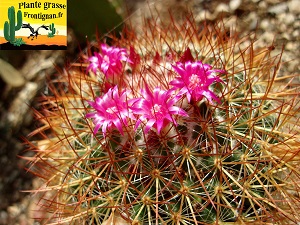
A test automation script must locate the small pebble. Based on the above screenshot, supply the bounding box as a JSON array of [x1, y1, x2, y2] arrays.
[[288, 0, 300, 14], [258, 1, 267, 9], [0, 211, 8, 223], [268, 2, 288, 14], [7, 205, 20, 217], [229, 0, 242, 11], [285, 42, 295, 51], [278, 13, 295, 25], [247, 12, 260, 30], [215, 3, 230, 13], [260, 19, 271, 30], [292, 29, 300, 38], [261, 31, 275, 42]]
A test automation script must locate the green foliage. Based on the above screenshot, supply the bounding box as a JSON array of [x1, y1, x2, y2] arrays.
[[3, 6, 22, 43]]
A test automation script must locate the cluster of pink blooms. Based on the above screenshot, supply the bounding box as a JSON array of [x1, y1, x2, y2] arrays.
[[87, 44, 131, 78], [86, 44, 226, 136]]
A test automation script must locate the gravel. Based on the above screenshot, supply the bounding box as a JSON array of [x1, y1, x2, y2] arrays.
[[124, 0, 299, 77]]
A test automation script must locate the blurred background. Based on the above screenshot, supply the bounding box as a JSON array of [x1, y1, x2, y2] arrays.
[[0, 0, 299, 224]]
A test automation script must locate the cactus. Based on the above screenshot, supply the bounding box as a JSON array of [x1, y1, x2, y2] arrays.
[[3, 6, 22, 44], [48, 23, 56, 37], [25, 15, 300, 224]]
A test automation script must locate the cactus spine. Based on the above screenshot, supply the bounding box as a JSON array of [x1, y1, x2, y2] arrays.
[[3, 6, 22, 44], [48, 23, 56, 37]]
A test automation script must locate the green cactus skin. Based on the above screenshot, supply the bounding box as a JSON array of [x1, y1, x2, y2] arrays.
[[3, 6, 22, 44], [48, 23, 56, 37], [25, 16, 300, 225]]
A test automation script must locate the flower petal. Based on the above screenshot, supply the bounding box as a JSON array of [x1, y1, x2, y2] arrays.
[[170, 59, 225, 103]]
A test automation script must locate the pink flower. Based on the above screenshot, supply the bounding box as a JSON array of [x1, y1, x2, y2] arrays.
[[131, 86, 188, 133], [170, 61, 225, 103], [87, 52, 102, 73], [87, 44, 131, 78], [86, 86, 137, 136]]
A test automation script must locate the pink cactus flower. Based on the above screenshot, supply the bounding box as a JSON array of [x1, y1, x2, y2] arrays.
[[86, 86, 137, 136], [87, 52, 102, 73], [87, 44, 131, 78], [131, 86, 188, 133], [170, 61, 225, 103]]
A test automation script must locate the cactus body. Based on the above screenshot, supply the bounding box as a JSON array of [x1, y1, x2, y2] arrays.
[[48, 23, 56, 37], [3, 6, 22, 43], [25, 15, 300, 224]]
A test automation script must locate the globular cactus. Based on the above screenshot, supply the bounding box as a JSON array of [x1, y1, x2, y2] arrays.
[[48, 23, 56, 37], [4, 6, 22, 44], [25, 14, 300, 224]]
